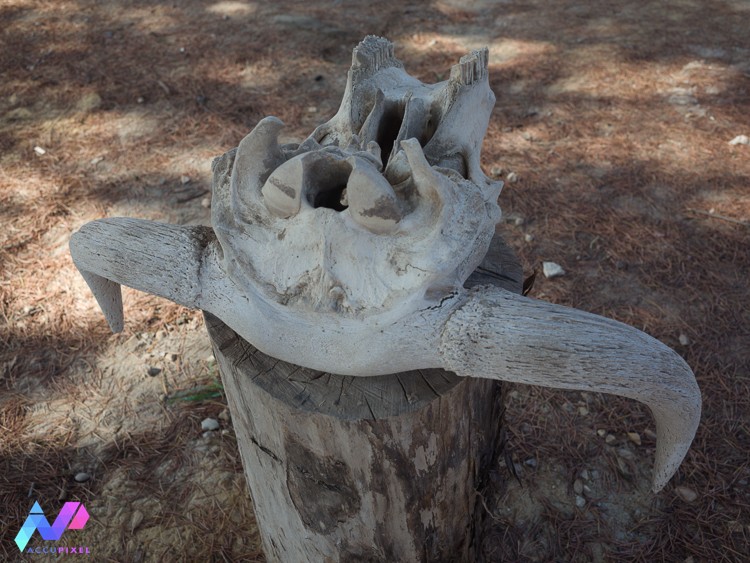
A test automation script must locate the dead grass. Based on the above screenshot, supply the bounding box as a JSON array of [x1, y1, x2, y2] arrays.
[[1, 0, 749, 561]]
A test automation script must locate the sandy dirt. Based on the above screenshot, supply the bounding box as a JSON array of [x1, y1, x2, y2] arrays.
[[1, 0, 749, 561]]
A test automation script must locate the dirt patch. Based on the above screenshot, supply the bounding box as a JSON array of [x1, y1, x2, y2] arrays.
[[2, 0, 749, 561]]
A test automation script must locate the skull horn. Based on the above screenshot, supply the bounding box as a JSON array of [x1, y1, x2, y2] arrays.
[[438, 286, 701, 492], [69, 218, 214, 331]]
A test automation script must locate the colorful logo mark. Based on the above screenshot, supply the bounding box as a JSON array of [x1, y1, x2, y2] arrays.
[[15, 501, 89, 552]]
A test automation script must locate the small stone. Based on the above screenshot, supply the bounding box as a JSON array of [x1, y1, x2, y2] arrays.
[[90, 156, 104, 165], [575, 495, 586, 508], [675, 486, 698, 503], [147, 366, 161, 377], [503, 213, 523, 226], [180, 175, 191, 184], [679, 333, 690, 346], [542, 261, 565, 278], [728, 135, 749, 146], [33, 146, 46, 155], [580, 469, 590, 480], [218, 408, 231, 422], [6, 107, 33, 121], [506, 171, 519, 183], [597, 429, 606, 437], [306, 106, 318, 113], [201, 418, 220, 431], [205, 354, 216, 365], [583, 484, 592, 495], [627, 432, 642, 446], [727, 521, 743, 533], [524, 233, 534, 242], [76, 92, 102, 112], [616, 457, 631, 476], [573, 479, 584, 494], [578, 406, 589, 416], [524, 458, 538, 468], [130, 510, 144, 532], [137, 96, 145, 104], [644, 428, 657, 440], [605, 434, 616, 444], [164, 353, 178, 362], [490, 165, 503, 177], [201, 197, 211, 208], [74, 472, 90, 483], [617, 448, 634, 460]]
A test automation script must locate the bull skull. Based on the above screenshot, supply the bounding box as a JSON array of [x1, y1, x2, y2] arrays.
[[70, 37, 700, 492]]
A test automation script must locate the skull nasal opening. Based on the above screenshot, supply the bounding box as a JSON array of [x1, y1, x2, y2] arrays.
[[375, 102, 405, 167], [306, 158, 351, 212]]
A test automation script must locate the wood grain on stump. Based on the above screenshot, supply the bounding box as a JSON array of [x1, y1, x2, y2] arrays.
[[205, 232, 522, 562]]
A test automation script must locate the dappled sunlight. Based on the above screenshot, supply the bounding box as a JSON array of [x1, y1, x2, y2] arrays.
[[490, 38, 556, 65], [206, 1, 258, 18], [107, 110, 161, 143]]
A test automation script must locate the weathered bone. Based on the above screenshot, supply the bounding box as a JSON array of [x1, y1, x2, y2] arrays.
[[69, 36, 700, 492]]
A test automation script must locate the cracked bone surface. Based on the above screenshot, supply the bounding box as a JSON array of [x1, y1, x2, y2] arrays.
[[69, 36, 700, 492]]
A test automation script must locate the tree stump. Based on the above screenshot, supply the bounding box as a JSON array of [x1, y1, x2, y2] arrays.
[[205, 232, 522, 562]]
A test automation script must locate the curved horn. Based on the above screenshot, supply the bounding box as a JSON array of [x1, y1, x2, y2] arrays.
[[439, 287, 701, 492], [69, 218, 214, 332]]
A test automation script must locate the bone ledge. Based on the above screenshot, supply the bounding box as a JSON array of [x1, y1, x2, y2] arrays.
[[450, 47, 489, 86], [352, 35, 396, 73]]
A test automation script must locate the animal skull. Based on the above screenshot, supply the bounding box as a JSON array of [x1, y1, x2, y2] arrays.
[[70, 36, 700, 492]]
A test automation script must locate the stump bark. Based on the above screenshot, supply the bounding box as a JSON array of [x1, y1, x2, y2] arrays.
[[205, 232, 522, 562]]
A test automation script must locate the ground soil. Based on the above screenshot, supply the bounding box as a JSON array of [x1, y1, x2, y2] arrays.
[[1, 0, 749, 561]]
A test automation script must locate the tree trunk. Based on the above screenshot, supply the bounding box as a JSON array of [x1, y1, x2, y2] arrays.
[[205, 232, 522, 562]]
